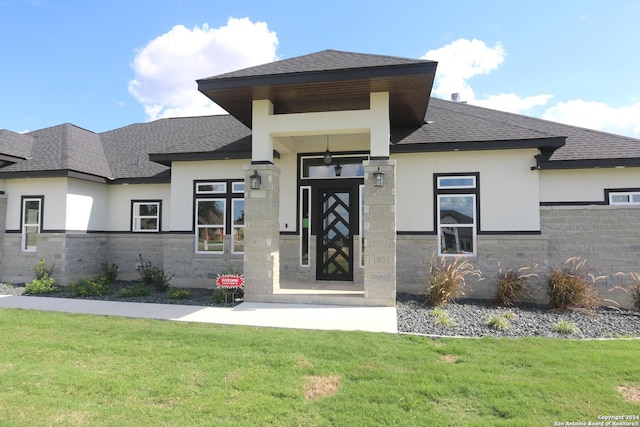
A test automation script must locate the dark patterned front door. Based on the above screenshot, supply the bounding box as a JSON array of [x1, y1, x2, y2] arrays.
[[316, 189, 353, 281]]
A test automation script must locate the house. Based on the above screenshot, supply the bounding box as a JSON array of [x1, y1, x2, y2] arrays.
[[1, 49, 639, 307]]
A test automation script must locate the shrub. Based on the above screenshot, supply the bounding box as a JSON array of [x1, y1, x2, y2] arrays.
[[424, 255, 483, 307], [32, 259, 54, 280], [137, 254, 174, 292], [165, 287, 191, 300], [119, 283, 151, 298], [495, 263, 538, 307], [547, 257, 601, 311], [69, 277, 112, 298], [25, 260, 58, 295], [553, 319, 580, 335], [25, 276, 58, 295], [211, 289, 226, 304], [99, 261, 119, 284]]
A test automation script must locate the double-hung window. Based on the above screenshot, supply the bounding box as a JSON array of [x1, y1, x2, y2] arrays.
[[132, 201, 160, 232], [195, 181, 244, 254], [435, 174, 478, 256], [22, 197, 42, 252]]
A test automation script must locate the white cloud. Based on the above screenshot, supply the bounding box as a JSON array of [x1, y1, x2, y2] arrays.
[[422, 38, 554, 115], [542, 100, 640, 138], [128, 17, 279, 121]]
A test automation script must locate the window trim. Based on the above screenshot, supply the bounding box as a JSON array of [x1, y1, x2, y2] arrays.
[[434, 173, 479, 257], [193, 179, 244, 255], [231, 198, 245, 254], [21, 196, 43, 252], [131, 200, 161, 232]]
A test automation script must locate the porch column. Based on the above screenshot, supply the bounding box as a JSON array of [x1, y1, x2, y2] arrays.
[[362, 159, 396, 306], [243, 164, 281, 301]]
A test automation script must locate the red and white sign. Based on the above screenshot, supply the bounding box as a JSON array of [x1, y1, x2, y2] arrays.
[[216, 274, 244, 289]]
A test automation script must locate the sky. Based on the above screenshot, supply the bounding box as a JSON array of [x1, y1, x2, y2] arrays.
[[1, 0, 639, 139]]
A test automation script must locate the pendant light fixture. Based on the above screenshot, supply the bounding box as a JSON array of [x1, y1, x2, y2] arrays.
[[324, 135, 332, 165]]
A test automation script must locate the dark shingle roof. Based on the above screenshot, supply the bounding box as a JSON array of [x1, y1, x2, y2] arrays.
[[0, 124, 112, 178], [0, 129, 33, 161], [204, 49, 433, 80], [422, 98, 640, 163]]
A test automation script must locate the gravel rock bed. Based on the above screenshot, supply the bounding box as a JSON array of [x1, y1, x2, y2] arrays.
[[397, 293, 640, 339]]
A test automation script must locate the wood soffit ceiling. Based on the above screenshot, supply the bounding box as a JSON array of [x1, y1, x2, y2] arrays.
[[198, 64, 437, 129]]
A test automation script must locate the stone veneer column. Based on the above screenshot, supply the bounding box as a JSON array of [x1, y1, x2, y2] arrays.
[[243, 164, 281, 301], [362, 159, 396, 306]]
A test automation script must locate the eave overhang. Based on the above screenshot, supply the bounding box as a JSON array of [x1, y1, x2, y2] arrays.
[[197, 61, 437, 129], [148, 149, 280, 166], [535, 156, 640, 170], [390, 136, 566, 154]]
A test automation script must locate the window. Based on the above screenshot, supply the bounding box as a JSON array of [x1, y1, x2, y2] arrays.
[[231, 199, 245, 254], [132, 201, 160, 232], [609, 191, 640, 205], [299, 186, 311, 266], [22, 197, 42, 252], [435, 174, 478, 256], [195, 180, 244, 254]]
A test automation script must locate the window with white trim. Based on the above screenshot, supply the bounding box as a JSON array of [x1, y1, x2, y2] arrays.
[[22, 197, 42, 252], [195, 180, 244, 254], [132, 201, 160, 232], [299, 186, 311, 266], [609, 191, 640, 205], [436, 174, 478, 256]]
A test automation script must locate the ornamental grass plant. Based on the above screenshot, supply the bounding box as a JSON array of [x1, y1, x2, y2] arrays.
[[546, 257, 601, 311], [495, 263, 538, 307], [424, 255, 483, 307]]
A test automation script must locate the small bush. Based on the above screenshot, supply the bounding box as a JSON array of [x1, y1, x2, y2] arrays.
[[553, 319, 580, 335], [119, 283, 151, 298], [70, 277, 112, 298], [424, 255, 483, 307], [32, 259, 54, 280], [165, 287, 191, 300], [137, 254, 174, 292], [496, 263, 538, 307], [99, 261, 119, 284], [25, 276, 58, 295], [211, 289, 226, 304], [612, 272, 640, 312], [486, 315, 511, 331], [547, 257, 601, 311], [430, 307, 455, 327]]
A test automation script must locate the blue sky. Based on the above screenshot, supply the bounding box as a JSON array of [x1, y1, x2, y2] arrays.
[[1, 0, 639, 138]]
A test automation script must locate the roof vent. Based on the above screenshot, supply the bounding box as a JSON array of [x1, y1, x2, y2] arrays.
[[451, 93, 461, 102]]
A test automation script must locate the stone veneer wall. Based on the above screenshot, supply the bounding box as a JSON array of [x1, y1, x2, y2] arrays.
[[396, 234, 549, 302], [541, 205, 640, 308]]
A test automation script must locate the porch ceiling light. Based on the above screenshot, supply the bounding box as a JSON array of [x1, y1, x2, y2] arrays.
[[373, 167, 385, 187], [324, 135, 332, 165], [249, 170, 261, 190]]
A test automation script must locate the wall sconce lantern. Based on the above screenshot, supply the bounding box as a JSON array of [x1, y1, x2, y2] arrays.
[[373, 167, 385, 187], [249, 170, 261, 190]]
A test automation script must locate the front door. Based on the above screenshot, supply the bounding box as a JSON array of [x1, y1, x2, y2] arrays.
[[316, 188, 355, 281]]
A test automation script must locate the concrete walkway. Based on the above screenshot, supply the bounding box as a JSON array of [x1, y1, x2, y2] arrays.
[[0, 295, 398, 333]]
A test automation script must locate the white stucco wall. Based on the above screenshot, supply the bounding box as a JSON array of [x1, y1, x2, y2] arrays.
[[66, 179, 109, 231], [4, 177, 68, 230], [394, 149, 541, 232], [107, 183, 171, 231], [539, 168, 640, 203]]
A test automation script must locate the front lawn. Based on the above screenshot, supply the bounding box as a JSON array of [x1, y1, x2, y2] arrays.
[[1, 309, 638, 426]]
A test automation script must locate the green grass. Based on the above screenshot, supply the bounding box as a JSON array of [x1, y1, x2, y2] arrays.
[[1, 309, 639, 426]]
